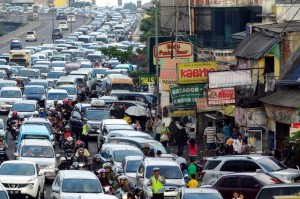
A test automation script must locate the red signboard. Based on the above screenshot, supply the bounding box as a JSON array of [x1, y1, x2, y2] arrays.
[[292, 123, 300, 128], [207, 88, 235, 105]]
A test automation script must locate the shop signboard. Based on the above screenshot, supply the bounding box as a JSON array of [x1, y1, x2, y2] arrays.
[[139, 75, 156, 86], [170, 84, 204, 106], [208, 70, 252, 88], [246, 108, 268, 127], [159, 58, 187, 91], [196, 98, 221, 112], [169, 108, 196, 117], [207, 88, 235, 105], [177, 62, 219, 84]]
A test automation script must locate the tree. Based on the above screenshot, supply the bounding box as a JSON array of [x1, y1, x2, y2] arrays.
[[123, 2, 137, 11], [101, 47, 134, 64]]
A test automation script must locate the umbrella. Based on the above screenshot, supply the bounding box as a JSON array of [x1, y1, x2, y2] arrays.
[[125, 106, 146, 117]]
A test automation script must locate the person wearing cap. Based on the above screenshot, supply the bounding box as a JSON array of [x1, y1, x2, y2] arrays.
[[81, 118, 90, 150], [147, 167, 166, 199]]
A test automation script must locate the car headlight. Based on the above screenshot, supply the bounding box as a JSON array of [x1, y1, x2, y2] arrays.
[[27, 184, 34, 190], [48, 163, 56, 169]]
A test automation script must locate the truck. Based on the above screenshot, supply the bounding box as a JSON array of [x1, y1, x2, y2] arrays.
[[9, 50, 31, 68]]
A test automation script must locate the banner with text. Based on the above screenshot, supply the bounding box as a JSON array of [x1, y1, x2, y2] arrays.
[[139, 75, 156, 86], [208, 70, 252, 88], [207, 88, 235, 105], [159, 58, 187, 91], [177, 62, 219, 84], [170, 84, 204, 106]]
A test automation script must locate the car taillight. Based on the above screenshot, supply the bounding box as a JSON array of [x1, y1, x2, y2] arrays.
[[201, 171, 206, 177]]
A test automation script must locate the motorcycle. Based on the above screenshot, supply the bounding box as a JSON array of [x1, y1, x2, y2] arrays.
[[10, 121, 19, 140], [0, 147, 7, 164], [78, 162, 87, 170], [103, 185, 113, 195]]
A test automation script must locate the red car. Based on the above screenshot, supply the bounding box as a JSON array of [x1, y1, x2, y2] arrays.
[[211, 172, 283, 199]]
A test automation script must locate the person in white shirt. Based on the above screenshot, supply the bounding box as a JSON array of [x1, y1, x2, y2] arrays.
[[175, 152, 187, 166], [233, 135, 243, 154]]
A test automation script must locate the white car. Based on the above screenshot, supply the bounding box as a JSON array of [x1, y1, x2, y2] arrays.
[[52, 170, 110, 199], [14, 139, 59, 179], [0, 87, 22, 112], [58, 21, 68, 30], [0, 160, 46, 199], [67, 14, 75, 22], [57, 85, 78, 103], [45, 89, 69, 109], [25, 31, 37, 42]]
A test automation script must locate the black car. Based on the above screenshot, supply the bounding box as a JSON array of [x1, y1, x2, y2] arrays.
[[52, 28, 63, 39], [56, 12, 66, 20]]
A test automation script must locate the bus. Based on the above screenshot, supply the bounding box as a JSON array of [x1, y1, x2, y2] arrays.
[[106, 74, 133, 94], [9, 50, 31, 68]]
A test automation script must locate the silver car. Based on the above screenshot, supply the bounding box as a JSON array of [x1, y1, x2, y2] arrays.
[[121, 156, 143, 189]]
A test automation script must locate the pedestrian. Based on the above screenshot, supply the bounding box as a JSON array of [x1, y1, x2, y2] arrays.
[[81, 118, 90, 150], [156, 150, 162, 157], [177, 122, 187, 155], [175, 152, 187, 166], [223, 121, 232, 142], [204, 121, 218, 150], [186, 174, 198, 188], [154, 115, 162, 141], [187, 138, 198, 161], [232, 127, 242, 139], [233, 192, 240, 199], [147, 168, 166, 199], [132, 120, 142, 131], [109, 102, 117, 117], [188, 157, 198, 178], [159, 123, 169, 148], [224, 138, 234, 155], [241, 138, 250, 154], [233, 135, 243, 154], [123, 113, 132, 124]]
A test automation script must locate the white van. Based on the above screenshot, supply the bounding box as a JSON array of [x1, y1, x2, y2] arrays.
[[69, 69, 96, 93]]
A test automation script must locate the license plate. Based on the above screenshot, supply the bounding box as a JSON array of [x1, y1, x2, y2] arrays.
[[9, 190, 20, 195]]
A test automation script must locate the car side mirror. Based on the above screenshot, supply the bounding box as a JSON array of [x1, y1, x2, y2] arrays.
[[14, 152, 19, 157], [118, 168, 124, 174]]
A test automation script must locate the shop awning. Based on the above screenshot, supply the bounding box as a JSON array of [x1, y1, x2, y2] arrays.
[[233, 32, 282, 59], [259, 89, 300, 108]]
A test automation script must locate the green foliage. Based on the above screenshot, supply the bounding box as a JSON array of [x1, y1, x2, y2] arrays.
[[128, 68, 148, 84], [123, 2, 137, 11], [285, 131, 300, 153], [101, 47, 134, 64]]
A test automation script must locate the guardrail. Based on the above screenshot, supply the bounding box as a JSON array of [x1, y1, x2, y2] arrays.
[[0, 21, 41, 43]]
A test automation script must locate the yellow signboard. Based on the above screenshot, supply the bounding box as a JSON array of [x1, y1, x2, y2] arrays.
[[53, 0, 69, 8], [177, 62, 219, 84]]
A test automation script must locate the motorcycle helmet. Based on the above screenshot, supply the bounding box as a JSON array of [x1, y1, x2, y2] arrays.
[[60, 157, 66, 163], [134, 187, 143, 195], [63, 99, 68, 103], [99, 168, 106, 174], [118, 175, 128, 182], [19, 115, 25, 121], [65, 125, 70, 130], [12, 110, 18, 117], [93, 154, 101, 162], [66, 137, 73, 142], [104, 162, 112, 169], [79, 142, 86, 148], [76, 140, 82, 145], [78, 148, 84, 154]]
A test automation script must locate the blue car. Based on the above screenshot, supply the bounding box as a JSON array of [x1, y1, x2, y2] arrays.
[[10, 38, 22, 50]]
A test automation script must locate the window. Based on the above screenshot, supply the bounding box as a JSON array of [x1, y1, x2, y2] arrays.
[[220, 161, 241, 172], [220, 177, 238, 188], [204, 160, 221, 170], [241, 177, 258, 189], [242, 161, 260, 172]]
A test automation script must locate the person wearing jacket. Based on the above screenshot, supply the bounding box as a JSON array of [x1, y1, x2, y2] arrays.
[[147, 167, 166, 199]]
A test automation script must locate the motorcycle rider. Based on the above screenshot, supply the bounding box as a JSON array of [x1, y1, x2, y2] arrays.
[[63, 136, 75, 151], [89, 90, 98, 99], [7, 111, 20, 139], [76, 148, 89, 168], [75, 142, 90, 157], [58, 157, 69, 170], [134, 187, 145, 199], [62, 125, 72, 141], [16, 78, 24, 89], [0, 134, 8, 161], [115, 176, 130, 198], [73, 140, 82, 153], [19, 115, 25, 126], [90, 154, 103, 173], [104, 162, 115, 185], [38, 108, 46, 118], [98, 168, 110, 186]]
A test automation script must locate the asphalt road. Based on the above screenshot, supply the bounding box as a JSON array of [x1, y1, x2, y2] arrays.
[[0, 13, 88, 53]]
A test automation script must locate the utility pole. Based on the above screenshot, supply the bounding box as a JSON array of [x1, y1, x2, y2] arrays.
[[175, 0, 179, 58], [52, 4, 54, 43], [155, 0, 160, 115], [84, 0, 86, 24]]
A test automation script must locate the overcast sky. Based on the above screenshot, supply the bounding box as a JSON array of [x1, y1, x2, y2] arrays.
[[95, 0, 151, 7]]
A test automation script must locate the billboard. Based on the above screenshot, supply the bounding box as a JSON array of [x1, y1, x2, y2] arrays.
[[53, 0, 69, 8], [139, 75, 156, 86], [170, 84, 204, 106], [148, 36, 197, 74], [207, 88, 235, 105], [177, 62, 218, 84], [208, 70, 252, 88]]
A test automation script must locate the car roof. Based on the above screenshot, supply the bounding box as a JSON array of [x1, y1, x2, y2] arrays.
[[108, 130, 149, 136], [143, 158, 178, 167], [57, 85, 76, 88], [24, 118, 50, 124], [102, 143, 141, 151], [20, 124, 48, 133], [1, 160, 36, 165], [21, 139, 52, 146], [59, 170, 98, 179], [29, 79, 48, 83], [261, 183, 300, 188], [47, 89, 68, 94], [182, 188, 221, 194], [124, 156, 143, 161], [102, 119, 127, 125], [1, 87, 20, 91], [106, 125, 134, 130], [13, 100, 37, 105], [209, 155, 269, 161]]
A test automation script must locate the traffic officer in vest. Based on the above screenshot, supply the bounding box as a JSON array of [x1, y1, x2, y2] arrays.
[[147, 167, 166, 199], [81, 118, 90, 150]]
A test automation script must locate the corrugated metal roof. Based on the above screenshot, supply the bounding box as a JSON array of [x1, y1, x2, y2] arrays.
[[253, 22, 300, 33], [259, 89, 300, 108], [233, 32, 282, 59]]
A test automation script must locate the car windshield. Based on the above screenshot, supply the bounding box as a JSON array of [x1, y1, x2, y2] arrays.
[[18, 70, 35, 78], [257, 157, 288, 172], [114, 150, 143, 162], [25, 87, 44, 94], [94, 68, 107, 74], [33, 67, 48, 73], [62, 179, 102, 193], [52, 62, 65, 67], [73, 52, 85, 57], [0, 163, 35, 176], [183, 193, 222, 199], [48, 92, 68, 100], [1, 90, 21, 98], [58, 87, 77, 95], [0, 83, 15, 89], [11, 104, 35, 112], [85, 110, 110, 121], [28, 82, 47, 88], [126, 159, 142, 172], [47, 72, 63, 78], [256, 186, 300, 199], [145, 166, 183, 179], [21, 145, 54, 158]]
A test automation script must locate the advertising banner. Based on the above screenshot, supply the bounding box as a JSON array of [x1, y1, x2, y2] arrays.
[[177, 62, 218, 84], [159, 58, 187, 91], [207, 88, 235, 105], [208, 70, 252, 88], [170, 84, 204, 106], [139, 75, 156, 86], [196, 98, 221, 112], [264, 103, 298, 124]]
